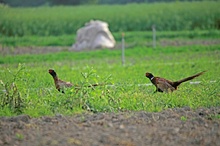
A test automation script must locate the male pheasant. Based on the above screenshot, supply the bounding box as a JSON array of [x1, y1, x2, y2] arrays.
[[145, 71, 205, 93]]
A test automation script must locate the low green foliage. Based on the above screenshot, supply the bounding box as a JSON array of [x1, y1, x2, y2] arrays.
[[209, 115, 220, 120], [0, 44, 219, 64], [180, 116, 187, 121], [16, 133, 24, 141], [0, 45, 219, 117]]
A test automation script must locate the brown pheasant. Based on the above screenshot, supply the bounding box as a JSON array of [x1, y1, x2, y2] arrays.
[[49, 69, 73, 93], [49, 69, 99, 93], [145, 71, 206, 93]]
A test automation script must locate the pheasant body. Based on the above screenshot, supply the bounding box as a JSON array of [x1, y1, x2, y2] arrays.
[[146, 71, 205, 93], [49, 69, 99, 93], [49, 69, 73, 93]]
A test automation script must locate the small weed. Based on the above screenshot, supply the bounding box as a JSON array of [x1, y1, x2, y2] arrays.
[[16, 133, 24, 141], [180, 116, 187, 121], [208, 114, 220, 120]]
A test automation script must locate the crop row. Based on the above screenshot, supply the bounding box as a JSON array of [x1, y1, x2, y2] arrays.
[[0, 1, 220, 37]]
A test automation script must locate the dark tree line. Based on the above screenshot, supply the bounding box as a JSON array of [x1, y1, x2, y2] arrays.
[[0, 0, 218, 7], [1, 0, 90, 6], [1, 0, 47, 7]]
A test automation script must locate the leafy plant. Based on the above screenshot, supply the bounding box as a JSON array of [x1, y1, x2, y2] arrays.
[[180, 116, 187, 121], [16, 133, 24, 141], [0, 64, 27, 114], [65, 66, 114, 112]]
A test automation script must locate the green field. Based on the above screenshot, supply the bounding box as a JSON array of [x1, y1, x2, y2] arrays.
[[0, 1, 220, 47], [0, 1, 220, 37], [0, 1, 220, 117], [0, 45, 219, 117]]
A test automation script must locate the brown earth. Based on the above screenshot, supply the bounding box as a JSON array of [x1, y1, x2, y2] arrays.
[[1, 39, 220, 55], [0, 107, 220, 146]]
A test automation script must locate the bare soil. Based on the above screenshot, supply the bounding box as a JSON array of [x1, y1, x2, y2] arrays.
[[1, 107, 220, 146], [1, 39, 220, 55]]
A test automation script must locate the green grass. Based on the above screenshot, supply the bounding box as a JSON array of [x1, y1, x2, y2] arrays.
[[0, 45, 219, 64], [0, 1, 219, 116], [0, 1, 219, 37], [0, 45, 219, 117]]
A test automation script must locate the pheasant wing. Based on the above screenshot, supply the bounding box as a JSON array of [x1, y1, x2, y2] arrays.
[[58, 80, 73, 88], [157, 79, 175, 92]]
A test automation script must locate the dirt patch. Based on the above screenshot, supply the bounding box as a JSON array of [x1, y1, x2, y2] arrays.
[[0, 46, 69, 56], [160, 39, 220, 47], [1, 107, 220, 146], [1, 39, 220, 56]]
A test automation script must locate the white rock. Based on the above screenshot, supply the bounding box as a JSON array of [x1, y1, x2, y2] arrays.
[[71, 20, 115, 51]]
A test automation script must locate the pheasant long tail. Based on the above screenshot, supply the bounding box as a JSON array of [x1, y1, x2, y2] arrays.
[[173, 71, 206, 87]]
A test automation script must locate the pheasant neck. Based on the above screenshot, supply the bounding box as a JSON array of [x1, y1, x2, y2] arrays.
[[150, 76, 154, 81], [53, 76, 59, 82]]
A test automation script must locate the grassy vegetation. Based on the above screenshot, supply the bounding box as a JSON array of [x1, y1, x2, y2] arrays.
[[0, 1, 219, 37], [0, 46, 219, 117], [0, 1, 219, 117], [0, 45, 219, 64]]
